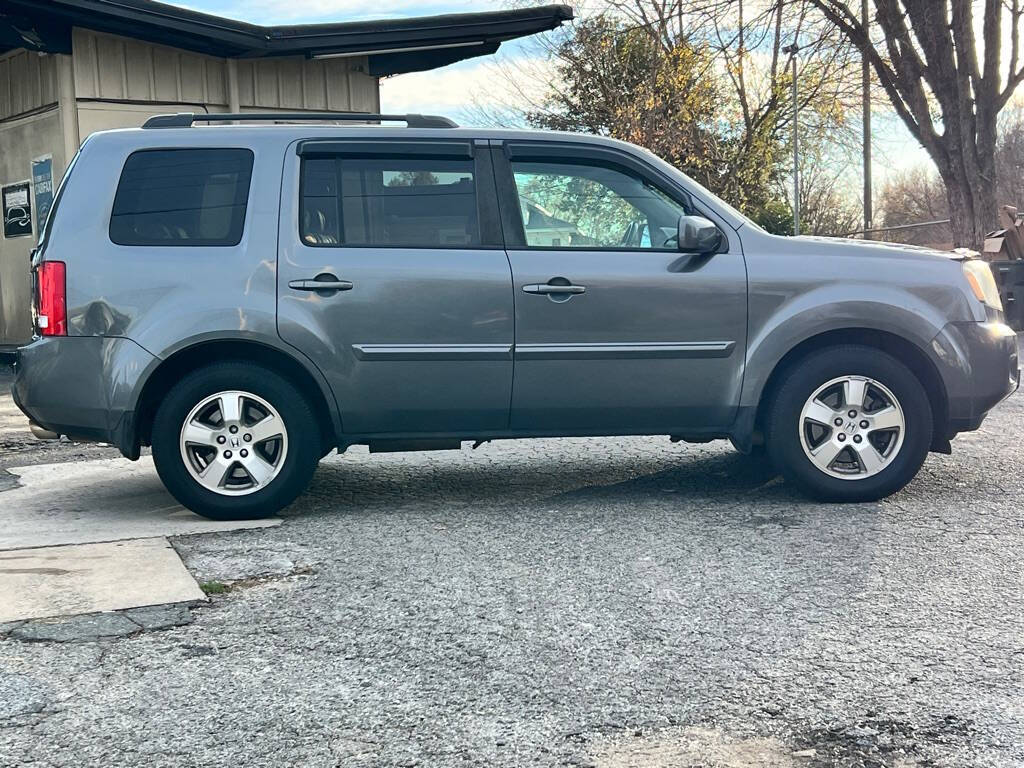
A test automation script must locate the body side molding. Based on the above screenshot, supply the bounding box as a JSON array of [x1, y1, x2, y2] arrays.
[[352, 343, 514, 361], [514, 341, 735, 360]]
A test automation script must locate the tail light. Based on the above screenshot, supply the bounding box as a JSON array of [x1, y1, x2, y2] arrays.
[[36, 261, 67, 336]]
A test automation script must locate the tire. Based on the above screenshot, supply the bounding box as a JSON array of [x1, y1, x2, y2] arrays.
[[151, 362, 320, 520], [765, 345, 933, 502]]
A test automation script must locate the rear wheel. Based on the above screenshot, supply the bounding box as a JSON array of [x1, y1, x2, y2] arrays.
[[765, 345, 933, 502], [152, 362, 320, 520]]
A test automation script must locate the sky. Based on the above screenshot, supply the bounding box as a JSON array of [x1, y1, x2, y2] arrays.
[[174, 0, 932, 185]]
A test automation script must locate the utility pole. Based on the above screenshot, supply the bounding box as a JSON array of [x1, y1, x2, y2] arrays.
[[782, 43, 800, 236], [862, 0, 872, 236]]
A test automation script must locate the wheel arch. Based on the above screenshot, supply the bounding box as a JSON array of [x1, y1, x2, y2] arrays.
[[132, 337, 340, 456], [748, 328, 949, 451]]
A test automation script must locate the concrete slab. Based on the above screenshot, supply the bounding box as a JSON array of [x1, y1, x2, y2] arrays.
[[0, 456, 279, 550], [0, 387, 27, 436], [0, 537, 205, 623]]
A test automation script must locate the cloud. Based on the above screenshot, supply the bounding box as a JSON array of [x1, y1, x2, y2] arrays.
[[380, 53, 555, 125], [381, 65, 493, 113]]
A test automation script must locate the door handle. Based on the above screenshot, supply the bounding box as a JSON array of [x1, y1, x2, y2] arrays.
[[289, 275, 353, 292], [522, 283, 586, 295]]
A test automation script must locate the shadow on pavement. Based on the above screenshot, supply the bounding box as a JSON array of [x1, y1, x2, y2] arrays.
[[300, 443, 802, 517]]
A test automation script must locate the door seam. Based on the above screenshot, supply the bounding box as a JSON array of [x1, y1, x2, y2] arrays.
[[488, 141, 517, 431]]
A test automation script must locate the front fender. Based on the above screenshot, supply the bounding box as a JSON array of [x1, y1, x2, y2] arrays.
[[740, 286, 953, 409]]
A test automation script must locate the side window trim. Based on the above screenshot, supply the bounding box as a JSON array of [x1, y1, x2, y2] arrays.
[[297, 139, 474, 159], [296, 139, 502, 249], [493, 140, 730, 253], [489, 145, 526, 248]]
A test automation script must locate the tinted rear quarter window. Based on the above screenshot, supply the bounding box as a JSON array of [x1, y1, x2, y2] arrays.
[[110, 148, 254, 246]]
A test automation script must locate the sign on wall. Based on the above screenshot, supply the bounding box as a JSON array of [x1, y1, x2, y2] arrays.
[[2, 181, 32, 239], [31, 155, 54, 239]]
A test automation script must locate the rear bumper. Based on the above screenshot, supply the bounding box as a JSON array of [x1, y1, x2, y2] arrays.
[[932, 321, 1019, 433], [12, 335, 157, 458]]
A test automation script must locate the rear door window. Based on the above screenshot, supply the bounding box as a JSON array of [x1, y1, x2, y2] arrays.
[[109, 148, 254, 246], [300, 156, 479, 247]]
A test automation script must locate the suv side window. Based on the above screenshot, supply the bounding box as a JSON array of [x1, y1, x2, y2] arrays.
[[510, 160, 690, 250], [109, 148, 254, 247], [300, 156, 478, 247]]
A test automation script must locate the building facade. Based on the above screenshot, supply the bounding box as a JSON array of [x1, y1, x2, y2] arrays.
[[0, 0, 571, 347]]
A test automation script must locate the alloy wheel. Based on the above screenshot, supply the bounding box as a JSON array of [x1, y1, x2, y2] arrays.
[[798, 375, 905, 480], [179, 390, 288, 496]]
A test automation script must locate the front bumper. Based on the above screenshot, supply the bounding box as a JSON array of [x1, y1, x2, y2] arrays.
[[12, 335, 158, 458], [932, 321, 1019, 434]]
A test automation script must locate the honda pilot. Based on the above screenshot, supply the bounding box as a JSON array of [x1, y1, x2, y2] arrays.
[[12, 112, 1020, 519]]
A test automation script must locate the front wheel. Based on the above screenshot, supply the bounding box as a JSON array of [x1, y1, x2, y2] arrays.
[[765, 345, 933, 502], [151, 362, 320, 520]]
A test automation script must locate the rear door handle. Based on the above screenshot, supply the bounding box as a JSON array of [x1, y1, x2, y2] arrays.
[[289, 275, 353, 292], [522, 283, 586, 295]]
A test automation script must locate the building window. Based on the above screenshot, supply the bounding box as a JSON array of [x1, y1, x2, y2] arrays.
[[300, 156, 479, 247], [110, 149, 254, 246]]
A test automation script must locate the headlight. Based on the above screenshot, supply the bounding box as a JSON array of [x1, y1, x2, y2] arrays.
[[962, 259, 1003, 311]]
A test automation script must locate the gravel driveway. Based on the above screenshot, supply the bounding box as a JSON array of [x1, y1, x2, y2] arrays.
[[1, 353, 1023, 767]]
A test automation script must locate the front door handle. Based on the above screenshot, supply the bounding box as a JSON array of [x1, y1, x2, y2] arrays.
[[289, 274, 353, 293], [522, 283, 586, 295]]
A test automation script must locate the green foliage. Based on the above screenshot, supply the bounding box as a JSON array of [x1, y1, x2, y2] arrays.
[[527, 16, 791, 222], [200, 580, 229, 595], [751, 199, 794, 235]]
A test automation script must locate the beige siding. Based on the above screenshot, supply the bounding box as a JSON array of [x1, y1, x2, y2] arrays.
[[73, 28, 229, 105], [75, 101, 229, 139], [0, 50, 59, 120], [0, 110, 64, 345], [71, 28, 378, 113], [236, 57, 374, 111]]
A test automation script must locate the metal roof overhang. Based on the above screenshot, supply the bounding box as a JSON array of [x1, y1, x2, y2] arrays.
[[0, 0, 573, 75]]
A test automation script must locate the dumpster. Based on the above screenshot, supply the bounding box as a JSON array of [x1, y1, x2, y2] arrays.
[[992, 259, 1024, 330]]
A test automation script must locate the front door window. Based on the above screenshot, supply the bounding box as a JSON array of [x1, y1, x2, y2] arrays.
[[511, 161, 690, 250]]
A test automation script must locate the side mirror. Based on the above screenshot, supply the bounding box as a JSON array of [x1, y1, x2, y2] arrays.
[[677, 215, 723, 254]]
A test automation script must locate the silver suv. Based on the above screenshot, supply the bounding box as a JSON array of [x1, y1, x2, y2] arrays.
[[12, 112, 1020, 519]]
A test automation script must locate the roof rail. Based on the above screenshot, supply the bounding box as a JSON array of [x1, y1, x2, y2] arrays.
[[142, 112, 459, 129]]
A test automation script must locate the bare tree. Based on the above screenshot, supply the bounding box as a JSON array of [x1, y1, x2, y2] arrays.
[[792, 159, 864, 235], [877, 102, 1024, 247], [995, 102, 1024, 207], [876, 167, 952, 246], [610, 0, 863, 158], [806, 0, 1024, 248]]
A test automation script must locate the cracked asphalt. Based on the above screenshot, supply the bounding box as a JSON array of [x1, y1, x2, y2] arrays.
[[1, 350, 1023, 767]]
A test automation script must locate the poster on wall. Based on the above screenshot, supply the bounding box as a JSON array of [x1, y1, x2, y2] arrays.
[[2, 181, 32, 239], [31, 155, 54, 239]]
